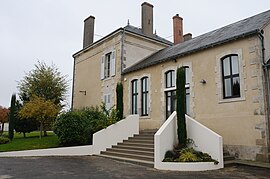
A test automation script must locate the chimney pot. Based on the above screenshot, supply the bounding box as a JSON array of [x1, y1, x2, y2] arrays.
[[83, 16, 95, 48], [141, 2, 154, 36], [184, 33, 192, 41], [173, 14, 184, 44]]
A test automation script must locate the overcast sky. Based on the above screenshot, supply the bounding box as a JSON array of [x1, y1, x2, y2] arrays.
[[1, 0, 270, 108]]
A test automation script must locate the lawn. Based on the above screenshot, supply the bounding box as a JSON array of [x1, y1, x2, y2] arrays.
[[0, 131, 59, 152]]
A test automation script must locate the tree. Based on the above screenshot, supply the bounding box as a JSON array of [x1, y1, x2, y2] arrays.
[[0, 106, 9, 134], [176, 67, 187, 147], [17, 61, 68, 135], [8, 94, 16, 140], [17, 61, 68, 107], [19, 96, 59, 138], [116, 82, 123, 120], [13, 100, 38, 138]]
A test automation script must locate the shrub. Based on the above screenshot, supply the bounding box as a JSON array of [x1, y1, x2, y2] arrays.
[[163, 147, 219, 164], [53, 105, 119, 146], [0, 136, 10, 144], [116, 82, 123, 121]]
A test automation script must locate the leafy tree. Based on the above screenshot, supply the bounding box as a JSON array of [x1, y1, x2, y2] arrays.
[[13, 100, 38, 138], [116, 82, 123, 120], [19, 96, 59, 138], [17, 61, 68, 107], [8, 94, 16, 140], [0, 106, 9, 134], [176, 67, 187, 147], [17, 61, 68, 135]]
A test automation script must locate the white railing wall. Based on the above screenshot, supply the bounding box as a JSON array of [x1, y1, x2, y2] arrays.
[[0, 115, 139, 157], [154, 113, 223, 171], [186, 115, 223, 168], [154, 111, 178, 169]]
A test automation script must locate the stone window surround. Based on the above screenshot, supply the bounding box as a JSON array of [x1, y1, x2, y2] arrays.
[[215, 49, 246, 103], [160, 62, 194, 123], [128, 73, 151, 119]]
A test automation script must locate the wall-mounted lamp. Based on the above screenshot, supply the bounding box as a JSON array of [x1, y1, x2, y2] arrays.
[[200, 79, 206, 84], [79, 90, 87, 95]]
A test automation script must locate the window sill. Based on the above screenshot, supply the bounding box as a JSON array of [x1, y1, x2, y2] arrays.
[[218, 97, 245, 104]]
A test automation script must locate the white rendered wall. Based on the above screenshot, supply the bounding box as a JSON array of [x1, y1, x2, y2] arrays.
[[0, 115, 139, 157], [154, 112, 223, 171]]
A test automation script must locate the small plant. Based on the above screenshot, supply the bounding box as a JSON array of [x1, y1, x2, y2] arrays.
[[178, 148, 198, 162], [0, 136, 10, 144], [163, 147, 219, 164]]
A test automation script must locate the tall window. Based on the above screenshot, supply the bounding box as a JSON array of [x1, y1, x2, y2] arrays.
[[141, 77, 149, 116], [165, 70, 176, 118], [104, 52, 111, 78], [221, 55, 240, 98], [185, 67, 190, 115], [131, 79, 138, 114]]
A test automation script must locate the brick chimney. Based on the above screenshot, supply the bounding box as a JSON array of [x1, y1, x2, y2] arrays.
[[141, 2, 153, 36], [83, 16, 95, 48], [173, 14, 184, 44]]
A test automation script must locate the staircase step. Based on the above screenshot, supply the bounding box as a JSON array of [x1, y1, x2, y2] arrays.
[[131, 135, 154, 140], [223, 155, 235, 161], [118, 142, 154, 148], [106, 148, 154, 156], [100, 151, 154, 162], [112, 145, 154, 152], [124, 139, 154, 144], [97, 154, 154, 168]]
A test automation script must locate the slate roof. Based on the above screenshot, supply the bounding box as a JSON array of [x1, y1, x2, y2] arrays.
[[123, 10, 270, 74], [124, 25, 173, 45], [73, 24, 172, 57]]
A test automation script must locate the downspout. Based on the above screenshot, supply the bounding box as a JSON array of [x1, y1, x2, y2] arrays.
[[71, 57, 76, 110], [258, 30, 270, 161], [120, 28, 125, 81]]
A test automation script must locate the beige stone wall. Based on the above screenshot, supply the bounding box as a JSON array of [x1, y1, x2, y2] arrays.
[[73, 30, 170, 110], [73, 33, 122, 109], [123, 36, 269, 161], [124, 33, 168, 69]]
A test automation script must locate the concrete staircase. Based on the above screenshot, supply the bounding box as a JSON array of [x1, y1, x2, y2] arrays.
[[223, 149, 236, 166], [98, 129, 156, 167]]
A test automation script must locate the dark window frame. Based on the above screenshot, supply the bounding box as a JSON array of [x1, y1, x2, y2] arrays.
[[165, 70, 175, 88], [221, 54, 240, 99], [131, 79, 138, 114], [141, 77, 149, 116]]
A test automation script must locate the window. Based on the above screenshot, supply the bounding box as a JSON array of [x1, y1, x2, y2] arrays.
[[185, 67, 190, 115], [100, 50, 116, 80], [104, 52, 111, 78], [165, 68, 190, 118], [131, 79, 138, 114], [165, 70, 175, 88], [221, 55, 240, 98], [165, 70, 176, 118], [141, 77, 149, 116], [104, 94, 111, 110]]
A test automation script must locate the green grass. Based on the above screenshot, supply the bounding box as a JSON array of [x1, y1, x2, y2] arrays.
[[0, 131, 59, 152]]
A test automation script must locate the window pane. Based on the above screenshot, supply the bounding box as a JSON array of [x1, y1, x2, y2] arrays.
[[171, 71, 175, 87], [185, 67, 190, 84], [166, 72, 171, 88], [186, 94, 190, 115], [232, 77, 240, 96], [231, 56, 239, 75], [224, 78, 232, 97], [223, 57, 230, 76]]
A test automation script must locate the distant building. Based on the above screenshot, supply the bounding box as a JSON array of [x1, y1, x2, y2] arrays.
[[72, 3, 270, 162]]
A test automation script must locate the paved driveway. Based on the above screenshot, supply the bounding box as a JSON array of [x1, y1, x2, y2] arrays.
[[0, 156, 269, 179]]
